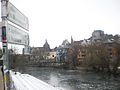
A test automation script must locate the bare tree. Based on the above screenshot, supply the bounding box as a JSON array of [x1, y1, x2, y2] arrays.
[[110, 42, 120, 75], [85, 43, 110, 71]]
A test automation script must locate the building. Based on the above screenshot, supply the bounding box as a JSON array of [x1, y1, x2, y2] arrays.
[[43, 40, 50, 51], [56, 39, 70, 62], [30, 40, 51, 60], [46, 50, 56, 60], [92, 30, 104, 42], [69, 30, 120, 65]]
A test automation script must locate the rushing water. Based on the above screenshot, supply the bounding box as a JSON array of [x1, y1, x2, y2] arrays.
[[19, 66, 120, 90]]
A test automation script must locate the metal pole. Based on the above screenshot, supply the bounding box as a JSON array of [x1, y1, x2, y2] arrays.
[[1, 0, 10, 90]]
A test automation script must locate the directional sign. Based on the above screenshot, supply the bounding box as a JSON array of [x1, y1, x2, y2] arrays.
[[7, 24, 29, 45], [7, 2, 29, 30]]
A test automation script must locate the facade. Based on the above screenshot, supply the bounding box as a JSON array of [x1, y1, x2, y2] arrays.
[[77, 47, 86, 64], [56, 39, 70, 62], [46, 51, 56, 60], [56, 45, 69, 63], [92, 30, 104, 42], [70, 30, 120, 65], [30, 40, 51, 60]]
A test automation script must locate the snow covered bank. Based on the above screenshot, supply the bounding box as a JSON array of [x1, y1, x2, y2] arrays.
[[10, 71, 59, 90]]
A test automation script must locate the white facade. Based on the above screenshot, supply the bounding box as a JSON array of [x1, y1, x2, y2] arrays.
[[47, 51, 56, 60]]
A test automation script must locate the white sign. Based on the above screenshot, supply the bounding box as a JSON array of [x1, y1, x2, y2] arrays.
[[7, 2, 29, 30], [7, 24, 29, 45]]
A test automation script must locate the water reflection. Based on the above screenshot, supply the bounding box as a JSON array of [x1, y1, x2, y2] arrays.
[[21, 67, 120, 90], [49, 74, 59, 86]]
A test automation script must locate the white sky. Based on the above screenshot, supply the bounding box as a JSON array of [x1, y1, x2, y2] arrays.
[[9, 0, 120, 48]]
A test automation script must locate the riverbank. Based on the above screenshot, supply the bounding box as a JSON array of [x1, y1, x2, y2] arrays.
[[10, 71, 59, 90]]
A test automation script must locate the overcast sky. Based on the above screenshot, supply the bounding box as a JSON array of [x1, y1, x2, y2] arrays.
[[9, 0, 120, 48]]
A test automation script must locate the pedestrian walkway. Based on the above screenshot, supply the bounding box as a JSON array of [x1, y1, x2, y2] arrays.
[[0, 67, 4, 90]]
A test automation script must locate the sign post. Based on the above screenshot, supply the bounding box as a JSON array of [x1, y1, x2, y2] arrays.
[[1, 0, 29, 89], [1, 0, 10, 90]]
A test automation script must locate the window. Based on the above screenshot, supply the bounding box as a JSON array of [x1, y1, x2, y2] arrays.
[[52, 55, 54, 57]]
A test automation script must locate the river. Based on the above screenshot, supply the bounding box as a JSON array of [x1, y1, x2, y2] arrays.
[[18, 66, 120, 90]]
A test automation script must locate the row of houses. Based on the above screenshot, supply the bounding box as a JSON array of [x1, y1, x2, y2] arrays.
[[56, 30, 120, 63], [24, 30, 120, 65]]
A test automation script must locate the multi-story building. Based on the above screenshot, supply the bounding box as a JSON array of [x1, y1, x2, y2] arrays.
[[30, 40, 51, 60], [71, 30, 120, 65], [92, 30, 104, 42], [56, 39, 70, 62]]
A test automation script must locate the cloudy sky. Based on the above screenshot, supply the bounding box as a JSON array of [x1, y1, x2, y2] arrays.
[[9, 0, 120, 48]]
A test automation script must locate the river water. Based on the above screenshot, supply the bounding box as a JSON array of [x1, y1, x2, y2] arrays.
[[19, 66, 120, 90]]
